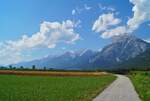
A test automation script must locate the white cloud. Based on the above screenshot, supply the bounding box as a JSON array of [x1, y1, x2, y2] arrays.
[[61, 47, 66, 50], [0, 43, 31, 65], [98, 3, 115, 12], [144, 38, 150, 43], [74, 20, 82, 28], [0, 20, 80, 65], [107, 7, 115, 12], [72, 4, 92, 16], [72, 9, 76, 15], [84, 4, 91, 10], [101, 26, 127, 39], [92, 13, 128, 39], [98, 48, 102, 52], [7, 20, 80, 49], [93, 0, 150, 39], [98, 3, 106, 10], [92, 13, 121, 32], [127, 0, 150, 32], [75, 7, 83, 14]]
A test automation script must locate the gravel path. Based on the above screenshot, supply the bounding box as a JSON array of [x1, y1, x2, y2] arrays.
[[93, 75, 141, 101]]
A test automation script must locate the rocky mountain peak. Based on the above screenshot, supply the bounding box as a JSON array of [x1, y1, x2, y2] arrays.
[[13, 35, 150, 70], [91, 35, 150, 68]]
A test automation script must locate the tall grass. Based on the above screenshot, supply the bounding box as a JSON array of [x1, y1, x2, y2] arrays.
[[129, 71, 150, 101]]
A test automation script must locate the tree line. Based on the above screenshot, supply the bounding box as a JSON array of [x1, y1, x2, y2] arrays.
[[0, 65, 54, 71]]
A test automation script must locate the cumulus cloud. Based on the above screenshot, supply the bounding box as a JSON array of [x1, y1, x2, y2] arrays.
[[127, 0, 150, 32], [0, 42, 31, 65], [92, 13, 121, 32], [92, 13, 125, 38], [7, 20, 80, 49], [93, 0, 150, 39], [0, 20, 80, 65], [101, 26, 127, 39]]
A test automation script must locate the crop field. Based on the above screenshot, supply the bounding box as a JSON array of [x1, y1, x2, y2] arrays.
[[0, 71, 116, 101], [129, 71, 150, 101], [0, 70, 107, 76]]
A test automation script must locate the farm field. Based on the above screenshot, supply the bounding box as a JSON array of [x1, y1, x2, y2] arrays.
[[129, 71, 150, 101], [0, 71, 116, 101], [0, 70, 107, 76]]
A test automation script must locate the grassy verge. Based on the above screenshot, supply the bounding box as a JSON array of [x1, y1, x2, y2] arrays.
[[129, 71, 150, 101], [0, 74, 116, 101]]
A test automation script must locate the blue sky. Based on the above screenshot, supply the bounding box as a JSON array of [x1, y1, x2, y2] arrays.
[[0, 0, 149, 65]]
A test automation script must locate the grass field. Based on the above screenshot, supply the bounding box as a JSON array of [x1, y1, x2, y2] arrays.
[[0, 72, 116, 101], [129, 71, 150, 101]]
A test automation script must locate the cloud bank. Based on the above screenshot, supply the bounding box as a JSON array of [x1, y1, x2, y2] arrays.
[[0, 20, 80, 65], [93, 0, 150, 39], [92, 13, 126, 38], [101, 26, 127, 39], [92, 13, 121, 32], [127, 0, 150, 32]]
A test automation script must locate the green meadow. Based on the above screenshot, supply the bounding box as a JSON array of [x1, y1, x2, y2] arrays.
[[0, 75, 115, 101]]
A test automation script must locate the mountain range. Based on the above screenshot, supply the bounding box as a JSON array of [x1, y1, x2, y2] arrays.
[[12, 35, 150, 70], [115, 49, 150, 71]]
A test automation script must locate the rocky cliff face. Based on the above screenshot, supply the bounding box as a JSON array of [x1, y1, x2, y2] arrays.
[[90, 35, 150, 68]]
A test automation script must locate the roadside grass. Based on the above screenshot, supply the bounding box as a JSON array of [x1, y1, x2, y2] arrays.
[[0, 74, 116, 101], [129, 71, 150, 101]]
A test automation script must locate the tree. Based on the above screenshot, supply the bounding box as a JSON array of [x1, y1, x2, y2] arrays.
[[0, 66, 6, 70], [44, 67, 47, 70], [20, 66, 24, 70], [13, 67, 16, 70], [32, 65, 36, 70], [9, 65, 12, 69]]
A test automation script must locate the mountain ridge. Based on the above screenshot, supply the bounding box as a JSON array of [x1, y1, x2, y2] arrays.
[[12, 35, 150, 70], [90, 35, 150, 68]]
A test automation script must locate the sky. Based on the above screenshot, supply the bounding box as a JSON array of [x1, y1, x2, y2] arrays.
[[0, 0, 149, 65]]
